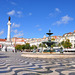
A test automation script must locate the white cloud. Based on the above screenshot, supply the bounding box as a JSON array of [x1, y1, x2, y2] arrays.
[[35, 25, 42, 31], [55, 8, 61, 12], [12, 29, 18, 33], [7, 10, 23, 17], [11, 2, 16, 5], [0, 30, 4, 35], [7, 10, 15, 15], [11, 23, 23, 37], [53, 15, 73, 25], [61, 15, 73, 23], [35, 25, 40, 27], [29, 13, 32, 16], [14, 33, 24, 37], [49, 8, 61, 17], [14, 30, 18, 33], [17, 11, 23, 17], [17, 11, 22, 14], [38, 28, 42, 31], [49, 13, 53, 16], [12, 23, 20, 28]]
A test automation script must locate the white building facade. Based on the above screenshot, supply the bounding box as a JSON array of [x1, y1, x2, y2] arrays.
[[57, 31, 75, 48]]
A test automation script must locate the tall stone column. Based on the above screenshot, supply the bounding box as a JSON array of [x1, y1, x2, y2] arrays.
[[7, 16, 11, 41]]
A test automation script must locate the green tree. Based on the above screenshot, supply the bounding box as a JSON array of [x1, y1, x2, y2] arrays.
[[21, 44, 26, 50], [58, 43, 61, 47], [64, 39, 72, 48], [39, 43, 42, 47], [30, 45, 37, 49], [51, 38, 55, 41], [61, 39, 72, 48], [51, 43, 56, 48], [25, 43, 30, 49], [39, 43, 47, 48], [61, 41, 65, 46], [15, 45, 22, 51]]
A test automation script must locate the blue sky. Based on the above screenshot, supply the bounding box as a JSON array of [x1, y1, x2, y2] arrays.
[[0, 0, 75, 39]]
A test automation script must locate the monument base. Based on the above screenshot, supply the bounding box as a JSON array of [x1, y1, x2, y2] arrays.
[[1, 41, 15, 52], [1, 46, 15, 52]]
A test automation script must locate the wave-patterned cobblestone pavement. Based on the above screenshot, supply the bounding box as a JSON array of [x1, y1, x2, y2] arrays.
[[0, 52, 75, 75]]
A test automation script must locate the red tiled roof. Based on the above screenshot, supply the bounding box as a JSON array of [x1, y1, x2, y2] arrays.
[[63, 32, 72, 36], [67, 32, 72, 34], [21, 40, 24, 42], [0, 39, 6, 41], [52, 36, 57, 39]]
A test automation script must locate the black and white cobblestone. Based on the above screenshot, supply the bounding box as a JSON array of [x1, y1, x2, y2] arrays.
[[0, 52, 75, 75]]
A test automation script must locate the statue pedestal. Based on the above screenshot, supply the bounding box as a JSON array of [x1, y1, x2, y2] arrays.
[[1, 41, 15, 52]]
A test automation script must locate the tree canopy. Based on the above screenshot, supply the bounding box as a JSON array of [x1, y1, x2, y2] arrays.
[[15, 43, 38, 51], [25, 43, 30, 49], [51, 38, 55, 41], [58, 39, 72, 48], [15, 45, 22, 50], [39, 43, 47, 48], [30, 45, 37, 49], [51, 43, 56, 48]]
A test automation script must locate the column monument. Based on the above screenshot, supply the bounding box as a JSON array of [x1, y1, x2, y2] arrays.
[[1, 17, 15, 51], [7, 16, 11, 41]]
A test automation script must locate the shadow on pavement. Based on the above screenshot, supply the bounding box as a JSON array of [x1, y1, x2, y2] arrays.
[[0, 56, 9, 58], [0, 54, 5, 55]]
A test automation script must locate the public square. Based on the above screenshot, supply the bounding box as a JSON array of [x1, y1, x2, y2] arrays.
[[0, 51, 75, 75]]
